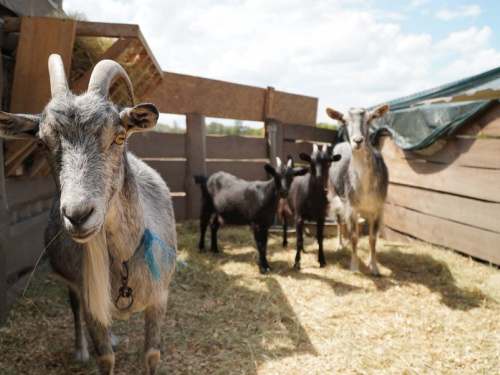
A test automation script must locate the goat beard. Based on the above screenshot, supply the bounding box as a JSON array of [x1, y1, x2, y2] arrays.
[[82, 230, 113, 327]]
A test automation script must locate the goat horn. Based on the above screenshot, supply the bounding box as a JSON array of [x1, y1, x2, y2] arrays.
[[48, 54, 69, 97], [88, 60, 135, 105], [276, 157, 282, 167]]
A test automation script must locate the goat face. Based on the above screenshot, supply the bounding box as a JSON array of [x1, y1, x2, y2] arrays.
[[300, 144, 340, 190], [326, 104, 390, 152], [265, 157, 308, 198], [0, 55, 159, 243]]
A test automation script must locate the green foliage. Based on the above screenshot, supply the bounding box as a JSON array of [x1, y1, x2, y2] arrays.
[[316, 122, 339, 130], [206, 120, 263, 136], [153, 121, 186, 133]]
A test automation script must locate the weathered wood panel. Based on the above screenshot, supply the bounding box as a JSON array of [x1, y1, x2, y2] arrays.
[[145, 72, 318, 124], [207, 161, 268, 182], [172, 195, 186, 222], [384, 156, 500, 203], [273, 91, 317, 126], [147, 72, 267, 120], [387, 184, 500, 234], [10, 17, 76, 113], [384, 204, 500, 265], [379, 135, 500, 169], [7, 212, 50, 280], [457, 102, 500, 137], [128, 132, 186, 159], [206, 135, 267, 160], [140, 160, 186, 193], [283, 123, 337, 144], [283, 141, 317, 159]]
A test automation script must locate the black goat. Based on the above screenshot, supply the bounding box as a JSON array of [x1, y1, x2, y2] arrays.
[[195, 157, 307, 274], [279, 144, 341, 270]]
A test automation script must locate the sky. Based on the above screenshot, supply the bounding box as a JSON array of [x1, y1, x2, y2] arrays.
[[62, 0, 500, 126]]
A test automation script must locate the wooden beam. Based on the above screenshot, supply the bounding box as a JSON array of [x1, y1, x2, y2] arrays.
[[5, 142, 37, 177]]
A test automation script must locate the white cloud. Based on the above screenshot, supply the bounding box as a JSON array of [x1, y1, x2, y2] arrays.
[[435, 4, 481, 21], [62, 0, 499, 124]]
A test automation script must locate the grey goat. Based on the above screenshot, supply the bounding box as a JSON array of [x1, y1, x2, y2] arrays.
[[0, 55, 177, 375], [327, 104, 389, 276]]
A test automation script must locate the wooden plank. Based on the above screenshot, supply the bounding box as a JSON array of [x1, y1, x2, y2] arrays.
[[75, 20, 140, 38], [283, 123, 337, 144], [172, 195, 186, 222], [185, 113, 206, 220], [4, 139, 34, 165], [5, 176, 55, 211], [273, 91, 318, 126], [384, 156, 500, 203], [140, 160, 186, 193], [381, 226, 412, 244], [284, 141, 319, 160], [0, 139, 9, 324], [128, 132, 186, 159], [11, 17, 76, 113], [5, 142, 37, 177], [457, 102, 500, 137], [207, 161, 268, 182], [384, 203, 500, 266], [7, 211, 49, 280], [387, 184, 500, 234], [379, 135, 500, 169], [146, 72, 267, 120], [206, 135, 267, 160]]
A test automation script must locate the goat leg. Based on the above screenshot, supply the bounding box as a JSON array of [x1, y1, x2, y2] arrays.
[[210, 215, 220, 253], [253, 225, 271, 274], [85, 314, 115, 375], [144, 298, 167, 375], [68, 289, 90, 363], [368, 218, 381, 277], [316, 218, 326, 267], [294, 218, 304, 270]]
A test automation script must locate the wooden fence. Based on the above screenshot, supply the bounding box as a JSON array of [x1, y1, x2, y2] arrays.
[[128, 120, 338, 221], [379, 101, 500, 265]]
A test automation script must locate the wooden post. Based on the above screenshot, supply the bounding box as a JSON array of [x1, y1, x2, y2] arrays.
[[185, 113, 206, 220], [0, 139, 10, 325], [266, 118, 284, 165]]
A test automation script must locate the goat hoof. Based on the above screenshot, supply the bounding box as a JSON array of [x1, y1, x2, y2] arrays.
[[282, 241, 288, 248], [293, 262, 301, 270], [259, 267, 270, 275], [319, 262, 326, 268]]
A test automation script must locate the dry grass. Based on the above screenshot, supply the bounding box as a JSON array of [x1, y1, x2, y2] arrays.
[[1, 221, 499, 374]]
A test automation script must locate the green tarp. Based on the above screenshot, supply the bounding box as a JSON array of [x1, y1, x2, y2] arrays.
[[368, 66, 500, 151]]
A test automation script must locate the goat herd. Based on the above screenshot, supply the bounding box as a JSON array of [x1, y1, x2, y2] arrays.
[[0, 55, 390, 374]]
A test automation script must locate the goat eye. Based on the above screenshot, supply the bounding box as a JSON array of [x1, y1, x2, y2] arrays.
[[114, 134, 126, 145], [36, 139, 46, 150]]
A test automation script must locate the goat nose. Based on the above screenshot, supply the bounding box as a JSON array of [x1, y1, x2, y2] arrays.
[[353, 136, 363, 145], [62, 205, 94, 226]]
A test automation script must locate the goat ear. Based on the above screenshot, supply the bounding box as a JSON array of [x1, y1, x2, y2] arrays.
[[299, 152, 311, 162], [293, 167, 308, 176], [0, 112, 40, 139], [264, 164, 276, 176], [369, 104, 390, 121], [326, 108, 345, 125], [331, 154, 342, 162], [120, 103, 159, 134]]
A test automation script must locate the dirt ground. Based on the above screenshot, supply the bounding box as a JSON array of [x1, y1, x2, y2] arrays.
[[1, 221, 499, 374]]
